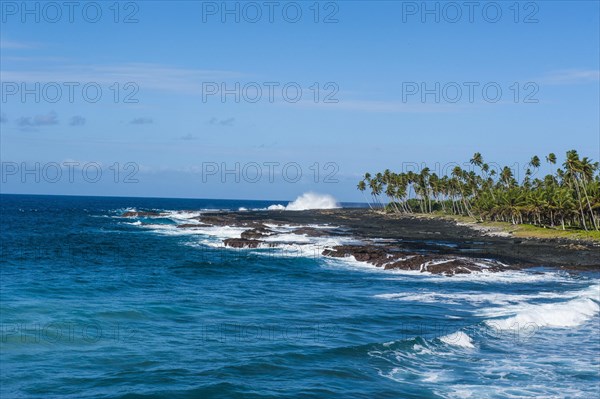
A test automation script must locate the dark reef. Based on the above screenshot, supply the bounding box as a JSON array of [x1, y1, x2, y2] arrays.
[[129, 208, 600, 274]]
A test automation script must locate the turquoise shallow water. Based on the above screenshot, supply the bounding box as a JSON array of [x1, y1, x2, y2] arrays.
[[1, 194, 599, 398]]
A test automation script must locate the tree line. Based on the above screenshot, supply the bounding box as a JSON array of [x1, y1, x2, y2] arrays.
[[357, 150, 599, 231]]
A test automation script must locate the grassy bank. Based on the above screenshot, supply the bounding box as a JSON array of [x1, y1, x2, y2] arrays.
[[410, 212, 600, 243]]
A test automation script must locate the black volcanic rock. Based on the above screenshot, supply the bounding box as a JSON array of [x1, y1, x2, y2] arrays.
[[158, 208, 596, 271], [322, 244, 514, 276], [290, 227, 336, 237], [241, 227, 273, 240], [197, 215, 271, 229], [224, 238, 278, 249], [122, 211, 163, 217], [322, 245, 392, 263]]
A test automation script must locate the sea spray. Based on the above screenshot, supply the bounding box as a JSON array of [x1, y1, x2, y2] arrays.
[[268, 192, 340, 211]]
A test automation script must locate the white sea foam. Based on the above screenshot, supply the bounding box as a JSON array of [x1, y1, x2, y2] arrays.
[[286, 192, 339, 210], [138, 224, 193, 236], [112, 207, 138, 218], [374, 289, 580, 306], [439, 331, 475, 348], [483, 284, 600, 330], [129, 210, 363, 261], [139, 223, 247, 240], [378, 269, 576, 284], [192, 226, 248, 239], [124, 221, 142, 226], [262, 233, 313, 244], [161, 210, 203, 221], [250, 235, 362, 259], [268, 192, 340, 211], [322, 256, 426, 276], [116, 208, 205, 221], [369, 285, 600, 398], [375, 284, 600, 331]]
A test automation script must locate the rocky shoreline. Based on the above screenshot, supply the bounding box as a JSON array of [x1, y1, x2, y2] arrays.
[[122, 208, 600, 275]]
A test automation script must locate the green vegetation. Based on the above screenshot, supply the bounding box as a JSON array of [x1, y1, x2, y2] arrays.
[[357, 150, 600, 232], [416, 213, 600, 242]]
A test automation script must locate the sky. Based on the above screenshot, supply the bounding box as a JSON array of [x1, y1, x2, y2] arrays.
[[1, 0, 599, 201]]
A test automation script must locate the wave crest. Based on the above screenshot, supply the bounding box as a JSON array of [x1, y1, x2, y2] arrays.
[[269, 192, 340, 211], [483, 284, 600, 330]]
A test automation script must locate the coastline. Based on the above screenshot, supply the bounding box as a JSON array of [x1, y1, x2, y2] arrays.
[[243, 208, 600, 270], [126, 208, 600, 272]]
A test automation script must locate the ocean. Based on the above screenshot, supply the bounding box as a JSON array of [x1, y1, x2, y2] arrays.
[[1, 194, 599, 398]]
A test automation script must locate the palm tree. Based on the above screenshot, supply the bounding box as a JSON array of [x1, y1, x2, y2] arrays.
[[470, 152, 483, 168], [564, 150, 589, 230], [530, 155, 541, 169], [500, 167, 514, 188], [579, 157, 599, 230], [553, 188, 575, 230], [357, 150, 598, 231], [357, 179, 373, 210]]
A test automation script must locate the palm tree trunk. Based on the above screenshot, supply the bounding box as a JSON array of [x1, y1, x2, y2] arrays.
[[577, 177, 598, 230], [572, 178, 588, 230]]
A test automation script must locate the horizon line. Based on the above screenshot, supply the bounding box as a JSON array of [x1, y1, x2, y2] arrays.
[[0, 192, 368, 205]]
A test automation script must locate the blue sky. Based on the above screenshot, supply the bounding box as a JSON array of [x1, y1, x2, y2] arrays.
[[1, 0, 599, 201]]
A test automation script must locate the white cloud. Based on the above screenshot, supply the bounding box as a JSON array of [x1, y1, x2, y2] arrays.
[[0, 39, 34, 49], [288, 99, 467, 113], [541, 69, 600, 85], [0, 63, 245, 94]]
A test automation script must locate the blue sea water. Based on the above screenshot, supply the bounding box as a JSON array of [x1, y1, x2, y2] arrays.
[[1, 194, 599, 399]]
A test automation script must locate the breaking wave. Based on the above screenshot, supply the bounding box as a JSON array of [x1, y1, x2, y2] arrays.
[[483, 284, 600, 330], [268, 192, 340, 211]]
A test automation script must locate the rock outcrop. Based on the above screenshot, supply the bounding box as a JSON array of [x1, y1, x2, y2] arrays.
[[322, 245, 511, 276], [223, 238, 278, 249], [122, 211, 163, 218]]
